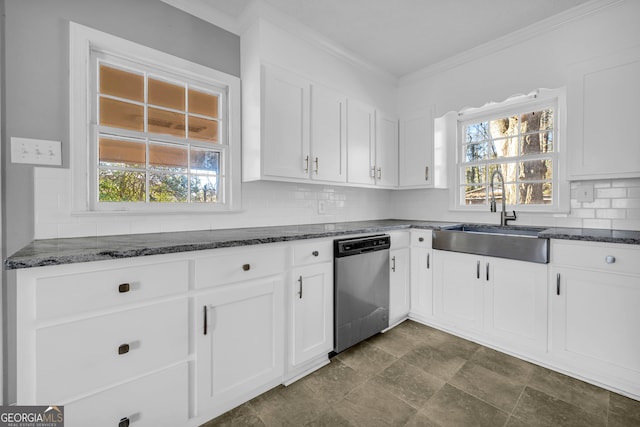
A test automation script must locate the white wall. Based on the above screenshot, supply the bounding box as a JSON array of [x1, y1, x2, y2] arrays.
[[394, 0, 640, 231]]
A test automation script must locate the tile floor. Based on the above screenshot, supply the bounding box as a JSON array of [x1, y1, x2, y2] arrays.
[[202, 320, 640, 426]]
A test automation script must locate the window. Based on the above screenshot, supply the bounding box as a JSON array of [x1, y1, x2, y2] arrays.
[[453, 89, 567, 212], [70, 22, 240, 213]]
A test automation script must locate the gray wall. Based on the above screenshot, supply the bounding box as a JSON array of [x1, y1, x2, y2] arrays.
[[2, 0, 240, 256], [1, 0, 239, 404]]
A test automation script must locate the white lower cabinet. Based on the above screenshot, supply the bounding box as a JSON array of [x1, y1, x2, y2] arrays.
[[389, 247, 411, 326], [65, 363, 188, 427], [196, 276, 285, 418], [290, 262, 333, 369], [409, 231, 434, 320], [550, 240, 640, 397], [433, 250, 547, 354]]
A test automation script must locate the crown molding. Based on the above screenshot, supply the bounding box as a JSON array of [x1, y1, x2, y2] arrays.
[[160, 0, 240, 34], [237, 0, 397, 85], [399, 0, 624, 86]]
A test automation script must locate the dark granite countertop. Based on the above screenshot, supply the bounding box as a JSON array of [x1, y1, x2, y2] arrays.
[[5, 220, 640, 270]]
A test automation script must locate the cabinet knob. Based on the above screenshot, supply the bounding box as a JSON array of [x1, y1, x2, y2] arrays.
[[242, 264, 251, 271], [312, 251, 319, 257], [605, 255, 616, 264], [118, 283, 130, 293], [418, 237, 424, 242], [118, 344, 130, 355], [119, 417, 130, 427]]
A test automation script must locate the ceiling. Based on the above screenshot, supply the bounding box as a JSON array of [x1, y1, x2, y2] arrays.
[[199, 0, 592, 77]]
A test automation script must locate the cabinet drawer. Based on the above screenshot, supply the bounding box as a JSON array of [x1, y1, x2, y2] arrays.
[[195, 246, 287, 288], [389, 231, 410, 248], [293, 239, 333, 265], [36, 299, 188, 403], [65, 363, 188, 427], [552, 240, 640, 275], [411, 230, 432, 248], [36, 260, 189, 321]]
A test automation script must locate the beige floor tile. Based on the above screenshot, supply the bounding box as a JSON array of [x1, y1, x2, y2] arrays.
[[400, 343, 467, 382], [335, 340, 397, 377], [373, 359, 446, 409]]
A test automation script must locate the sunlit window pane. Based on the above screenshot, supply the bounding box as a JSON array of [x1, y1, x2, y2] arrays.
[[189, 88, 218, 118], [519, 183, 552, 205], [465, 122, 489, 143], [148, 78, 185, 111], [99, 137, 145, 168], [519, 160, 552, 181], [191, 148, 219, 174], [148, 107, 186, 138], [99, 169, 146, 202], [463, 165, 486, 184], [149, 172, 188, 202], [100, 97, 143, 131], [99, 64, 144, 102], [464, 185, 487, 205], [149, 143, 187, 172], [191, 175, 218, 203], [189, 116, 218, 142]]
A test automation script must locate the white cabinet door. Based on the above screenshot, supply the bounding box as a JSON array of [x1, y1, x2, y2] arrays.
[[551, 267, 640, 390], [310, 84, 347, 183], [291, 262, 333, 368], [484, 258, 547, 352], [434, 250, 483, 331], [568, 45, 640, 180], [399, 108, 434, 187], [410, 247, 433, 319], [197, 276, 284, 415], [389, 247, 411, 325], [262, 66, 310, 179], [347, 99, 375, 185], [375, 111, 399, 187]]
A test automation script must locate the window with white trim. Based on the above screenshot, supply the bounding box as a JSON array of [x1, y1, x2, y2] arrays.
[[70, 22, 241, 213], [453, 89, 567, 212]]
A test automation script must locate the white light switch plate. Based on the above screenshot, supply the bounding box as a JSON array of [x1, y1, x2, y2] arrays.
[[11, 137, 62, 166]]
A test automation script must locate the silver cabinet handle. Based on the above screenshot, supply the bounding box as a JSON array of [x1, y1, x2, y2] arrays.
[[605, 255, 616, 264], [427, 253, 430, 269], [304, 155, 309, 173], [556, 273, 561, 296], [391, 256, 396, 272], [314, 157, 319, 174], [486, 262, 490, 281], [477, 260, 480, 279], [425, 166, 429, 181], [298, 276, 303, 299]]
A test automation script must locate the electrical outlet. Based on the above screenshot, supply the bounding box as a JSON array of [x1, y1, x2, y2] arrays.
[[11, 137, 62, 166], [573, 183, 594, 202]]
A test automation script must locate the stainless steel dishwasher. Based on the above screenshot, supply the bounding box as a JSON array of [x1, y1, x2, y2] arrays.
[[333, 234, 390, 354]]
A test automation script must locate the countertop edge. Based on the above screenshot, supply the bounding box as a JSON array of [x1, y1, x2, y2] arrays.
[[5, 221, 640, 270]]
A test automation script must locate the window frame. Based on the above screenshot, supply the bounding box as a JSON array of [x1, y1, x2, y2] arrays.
[[70, 22, 241, 213], [450, 88, 569, 213]]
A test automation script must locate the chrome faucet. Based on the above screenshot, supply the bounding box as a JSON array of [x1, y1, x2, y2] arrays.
[[490, 169, 517, 226]]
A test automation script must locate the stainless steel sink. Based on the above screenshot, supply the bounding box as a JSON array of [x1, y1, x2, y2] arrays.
[[432, 225, 549, 263]]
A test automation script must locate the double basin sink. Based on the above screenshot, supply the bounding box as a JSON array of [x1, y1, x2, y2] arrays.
[[432, 224, 549, 264]]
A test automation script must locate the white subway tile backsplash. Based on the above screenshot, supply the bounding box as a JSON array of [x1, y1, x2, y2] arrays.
[[595, 209, 626, 219], [581, 198, 610, 209], [596, 188, 627, 198], [583, 218, 612, 229]]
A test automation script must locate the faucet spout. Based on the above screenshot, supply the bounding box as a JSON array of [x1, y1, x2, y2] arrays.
[[489, 169, 517, 226]]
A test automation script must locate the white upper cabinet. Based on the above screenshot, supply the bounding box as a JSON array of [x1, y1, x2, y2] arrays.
[[347, 99, 376, 185], [346, 100, 399, 187], [310, 84, 347, 183], [399, 107, 448, 189], [568, 44, 640, 180], [375, 110, 399, 187], [262, 65, 310, 180]]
